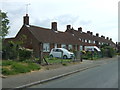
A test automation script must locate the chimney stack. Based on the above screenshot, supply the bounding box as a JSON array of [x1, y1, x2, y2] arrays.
[[110, 38, 112, 41], [51, 22, 57, 31], [106, 37, 109, 40], [78, 27, 82, 32], [90, 32, 93, 35], [103, 36, 105, 39], [23, 14, 29, 25], [67, 25, 71, 30], [87, 31, 90, 35], [96, 33, 99, 37]]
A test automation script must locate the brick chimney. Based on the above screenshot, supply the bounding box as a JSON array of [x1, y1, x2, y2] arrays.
[[90, 32, 93, 35], [87, 31, 90, 34], [110, 38, 112, 41], [51, 22, 57, 31], [106, 37, 109, 40], [23, 14, 29, 25], [66, 25, 71, 30], [78, 27, 82, 32], [96, 33, 99, 37]]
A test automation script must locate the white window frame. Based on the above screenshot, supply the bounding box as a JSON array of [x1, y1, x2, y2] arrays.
[[75, 45, 77, 51], [85, 39, 87, 43], [54, 44, 57, 48], [68, 44, 72, 50], [80, 45, 83, 51], [43, 43, 50, 52], [61, 44, 66, 48]]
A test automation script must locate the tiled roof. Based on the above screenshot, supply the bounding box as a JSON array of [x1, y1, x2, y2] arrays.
[[66, 29, 115, 45], [26, 25, 84, 45]]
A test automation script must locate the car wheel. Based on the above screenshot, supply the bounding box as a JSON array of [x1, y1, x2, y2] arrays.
[[63, 55, 67, 59], [49, 55, 53, 58]]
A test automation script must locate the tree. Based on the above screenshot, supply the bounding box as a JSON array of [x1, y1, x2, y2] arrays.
[[0, 10, 10, 39]]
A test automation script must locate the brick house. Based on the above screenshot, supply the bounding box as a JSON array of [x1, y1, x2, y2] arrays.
[[4, 14, 116, 57]]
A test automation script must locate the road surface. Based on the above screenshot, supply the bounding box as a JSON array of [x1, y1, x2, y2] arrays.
[[29, 57, 118, 88]]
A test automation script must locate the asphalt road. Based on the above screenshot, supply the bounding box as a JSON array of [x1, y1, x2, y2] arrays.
[[29, 58, 118, 88]]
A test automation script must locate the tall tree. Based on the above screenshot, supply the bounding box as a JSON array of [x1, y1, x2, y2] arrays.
[[0, 10, 10, 39]]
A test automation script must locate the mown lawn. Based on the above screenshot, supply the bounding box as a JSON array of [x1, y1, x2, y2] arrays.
[[1, 60, 41, 75]]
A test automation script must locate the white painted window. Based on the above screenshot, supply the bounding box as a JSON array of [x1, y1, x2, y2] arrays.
[[61, 44, 66, 48], [43, 43, 50, 52], [85, 39, 87, 43], [68, 45, 72, 50], [54, 44, 57, 48], [80, 46, 83, 51], [75, 45, 77, 51]]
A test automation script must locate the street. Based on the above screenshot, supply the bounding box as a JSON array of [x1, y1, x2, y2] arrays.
[[29, 58, 118, 88]]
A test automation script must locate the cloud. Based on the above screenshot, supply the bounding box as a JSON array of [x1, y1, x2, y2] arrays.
[[79, 20, 92, 25]]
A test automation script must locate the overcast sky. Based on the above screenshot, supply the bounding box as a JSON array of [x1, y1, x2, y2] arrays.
[[1, 0, 119, 43]]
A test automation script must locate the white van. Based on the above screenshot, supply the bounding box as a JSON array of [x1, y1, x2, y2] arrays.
[[84, 46, 101, 52]]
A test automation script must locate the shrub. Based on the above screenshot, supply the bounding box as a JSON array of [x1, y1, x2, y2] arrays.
[[62, 63, 67, 66], [2, 41, 19, 60], [19, 49, 32, 61], [107, 47, 115, 58]]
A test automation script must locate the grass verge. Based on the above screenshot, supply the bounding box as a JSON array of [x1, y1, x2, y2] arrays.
[[1, 60, 41, 75]]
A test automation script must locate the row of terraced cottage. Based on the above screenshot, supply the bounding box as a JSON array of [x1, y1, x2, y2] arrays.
[[4, 14, 116, 58]]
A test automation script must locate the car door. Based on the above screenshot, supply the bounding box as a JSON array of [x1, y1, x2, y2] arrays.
[[53, 49, 62, 58]]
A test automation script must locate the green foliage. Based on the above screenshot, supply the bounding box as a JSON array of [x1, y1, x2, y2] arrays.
[[11, 63, 29, 73], [45, 57, 72, 64], [2, 60, 15, 66], [82, 51, 100, 60], [100, 44, 116, 58], [2, 41, 19, 60], [62, 63, 67, 66], [0, 11, 10, 39], [19, 49, 32, 61], [2, 68, 17, 75], [2, 60, 41, 75], [28, 63, 40, 70]]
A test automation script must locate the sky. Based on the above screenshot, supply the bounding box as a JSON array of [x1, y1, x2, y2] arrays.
[[1, 0, 119, 43]]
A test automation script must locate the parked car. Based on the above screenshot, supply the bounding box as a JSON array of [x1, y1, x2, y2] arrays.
[[49, 48, 74, 59]]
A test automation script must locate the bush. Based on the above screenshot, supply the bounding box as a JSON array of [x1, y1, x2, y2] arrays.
[[2, 41, 19, 60], [19, 49, 32, 61], [62, 63, 67, 66], [107, 47, 115, 58]]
